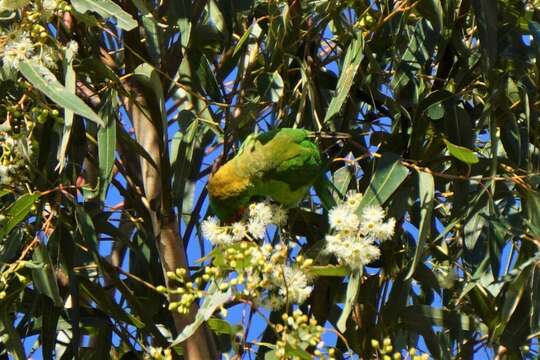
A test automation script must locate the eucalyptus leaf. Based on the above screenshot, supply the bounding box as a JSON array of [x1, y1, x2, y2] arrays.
[[0, 192, 40, 239], [19, 61, 104, 127], [337, 269, 361, 332], [356, 153, 409, 212], [32, 243, 63, 307], [443, 139, 479, 164], [406, 171, 434, 279], [324, 32, 364, 123], [71, 0, 137, 31]]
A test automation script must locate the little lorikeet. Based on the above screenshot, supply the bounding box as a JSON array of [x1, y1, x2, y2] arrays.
[[207, 128, 323, 221]]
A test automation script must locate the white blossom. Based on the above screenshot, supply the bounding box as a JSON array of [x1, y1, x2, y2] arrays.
[[328, 203, 359, 231], [201, 216, 233, 245], [230, 221, 247, 242], [66, 40, 79, 55], [42, 0, 58, 12], [3, 33, 34, 70], [345, 191, 363, 210], [248, 201, 273, 226], [373, 217, 396, 241], [324, 193, 396, 270], [247, 219, 266, 240], [360, 205, 386, 224], [39, 46, 57, 69], [271, 266, 313, 307], [325, 233, 380, 270], [0, 164, 14, 185]]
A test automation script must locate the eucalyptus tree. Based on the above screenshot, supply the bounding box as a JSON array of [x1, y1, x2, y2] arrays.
[[0, 0, 540, 359]]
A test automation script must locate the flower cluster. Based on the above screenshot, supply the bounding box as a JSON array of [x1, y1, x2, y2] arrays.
[[161, 242, 314, 312], [1, 0, 73, 72], [0, 130, 33, 187], [157, 268, 205, 315], [2, 32, 34, 70], [145, 346, 173, 360], [273, 310, 335, 360], [325, 192, 396, 270], [219, 241, 313, 309], [201, 201, 287, 245], [251, 245, 314, 309], [371, 337, 431, 360]]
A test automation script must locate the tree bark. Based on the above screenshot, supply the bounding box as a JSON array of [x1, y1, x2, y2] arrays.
[[123, 85, 217, 359]]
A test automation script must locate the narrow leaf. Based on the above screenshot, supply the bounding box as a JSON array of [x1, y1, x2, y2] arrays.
[[471, 0, 498, 69], [19, 61, 104, 126], [32, 242, 63, 307], [337, 269, 361, 332], [0, 306, 26, 359], [0, 192, 40, 239], [406, 171, 434, 279], [356, 153, 409, 212], [324, 32, 364, 123], [56, 42, 77, 171], [443, 139, 479, 164], [97, 92, 117, 200], [71, 0, 137, 31], [308, 265, 349, 277]]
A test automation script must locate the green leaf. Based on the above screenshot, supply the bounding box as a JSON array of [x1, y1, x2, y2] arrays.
[[0, 305, 26, 360], [324, 32, 364, 123], [0, 230, 23, 262], [56, 42, 78, 172], [492, 264, 533, 340], [471, 0, 498, 70], [41, 297, 61, 360], [332, 165, 353, 200], [400, 305, 485, 333], [526, 190, 540, 238], [207, 317, 242, 335], [0, 189, 11, 199], [97, 92, 117, 200], [532, 265, 540, 332], [337, 269, 361, 332], [426, 103, 444, 120], [19, 61, 104, 127], [134, 63, 167, 127], [171, 283, 232, 346], [256, 71, 284, 103], [208, 0, 227, 35], [405, 171, 434, 280], [285, 345, 312, 360], [463, 203, 487, 250], [32, 243, 63, 307], [0, 192, 40, 239], [416, 0, 444, 32], [529, 21, 540, 55], [78, 276, 145, 328], [443, 139, 479, 164], [500, 112, 521, 166], [130, 0, 161, 64], [356, 153, 409, 212], [74, 207, 99, 261], [308, 265, 349, 277], [71, 0, 137, 31]]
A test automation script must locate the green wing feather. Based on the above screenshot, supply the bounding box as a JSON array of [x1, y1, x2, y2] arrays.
[[207, 128, 322, 220]]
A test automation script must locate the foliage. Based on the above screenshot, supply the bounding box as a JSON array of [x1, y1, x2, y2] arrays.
[[0, 0, 540, 359]]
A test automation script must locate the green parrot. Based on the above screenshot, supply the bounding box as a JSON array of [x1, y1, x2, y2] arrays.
[[207, 128, 323, 221]]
